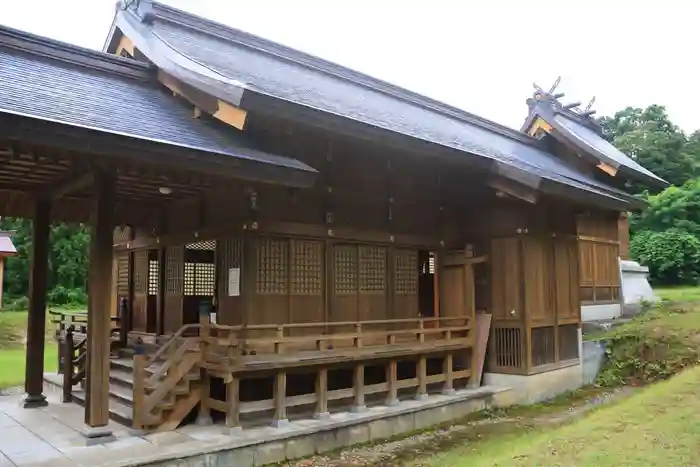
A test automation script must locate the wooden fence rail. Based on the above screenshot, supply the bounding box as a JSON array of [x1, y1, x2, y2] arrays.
[[132, 316, 475, 432], [61, 326, 87, 402]]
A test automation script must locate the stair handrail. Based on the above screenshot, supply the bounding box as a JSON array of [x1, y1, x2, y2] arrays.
[[145, 324, 200, 368]]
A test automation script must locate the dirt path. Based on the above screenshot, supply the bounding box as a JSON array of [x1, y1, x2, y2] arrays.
[[281, 387, 635, 467]]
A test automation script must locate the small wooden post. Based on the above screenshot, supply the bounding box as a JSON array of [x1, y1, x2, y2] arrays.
[[272, 371, 288, 427], [416, 320, 428, 400], [352, 364, 366, 412], [275, 326, 284, 354], [443, 352, 455, 395], [351, 322, 365, 412], [196, 307, 212, 426], [226, 376, 241, 434], [354, 323, 362, 348], [386, 359, 398, 406], [132, 346, 146, 430], [61, 327, 74, 403], [314, 367, 329, 419]]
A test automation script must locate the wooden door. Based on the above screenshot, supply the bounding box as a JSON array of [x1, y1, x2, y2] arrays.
[[163, 246, 184, 334], [132, 250, 149, 332], [439, 252, 475, 319]]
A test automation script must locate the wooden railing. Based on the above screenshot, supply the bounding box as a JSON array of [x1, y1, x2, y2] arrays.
[[203, 316, 473, 430], [132, 316, 474, 432], [61, 325, 87, 403], [132, 324, 203, 431]]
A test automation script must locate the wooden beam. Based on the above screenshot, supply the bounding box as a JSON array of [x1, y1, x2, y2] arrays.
[[489, 176, 538, 204], [84, 170, 115, 436], [115, 35, 135, 58], [23, 197, 50, 408], [596, 161, 618, 176], [38, 169, 93, 200], [157, 70, 247, 130]]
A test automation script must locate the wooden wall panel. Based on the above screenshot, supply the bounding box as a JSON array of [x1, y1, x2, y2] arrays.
[[554, 239, 579, 320], [522, 237, 552, 322], [618, 214, 630, 260], [163, 246, 184, 334], [216, 237, 243, 326], [490, 238, 521, 321]]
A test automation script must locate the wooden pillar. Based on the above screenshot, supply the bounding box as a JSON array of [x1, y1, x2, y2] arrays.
[[23, 198, 51, 408], [83, 171, 116, 441]]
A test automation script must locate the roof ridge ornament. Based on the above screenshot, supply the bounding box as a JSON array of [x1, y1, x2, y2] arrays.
[[120, 0, 155, 24]]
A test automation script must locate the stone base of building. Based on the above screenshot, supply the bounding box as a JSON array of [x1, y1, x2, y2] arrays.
[[581, 302, 622, 322], [483, 363, 584, 405]]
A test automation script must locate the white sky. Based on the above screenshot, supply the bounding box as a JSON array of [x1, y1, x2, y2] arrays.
[[3, 0, 699, 133]]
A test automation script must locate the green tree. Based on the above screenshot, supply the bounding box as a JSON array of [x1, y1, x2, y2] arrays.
[[599, 105, 697, 190], [0, 217, 89, 307]]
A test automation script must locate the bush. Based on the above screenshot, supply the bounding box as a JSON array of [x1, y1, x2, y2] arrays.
[[630, 229, 700, 285], [3, 296, 29, 311], [596, 305, 700, 386], [47, 286, 87, 307]]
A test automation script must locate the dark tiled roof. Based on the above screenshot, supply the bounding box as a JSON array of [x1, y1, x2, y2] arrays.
[[0, 25, 316, 178], [110, 2, 637, 209], [552, 114, 666, 186]]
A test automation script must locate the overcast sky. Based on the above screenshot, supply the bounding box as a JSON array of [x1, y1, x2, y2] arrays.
[[3, 0, 698, 133]]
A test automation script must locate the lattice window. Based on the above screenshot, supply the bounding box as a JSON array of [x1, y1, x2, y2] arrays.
[[256, 238, 288, 294], [359, 246, 386, 293], [291, 240, 323, 295], [493, 327, 523, 369], [559, 324, 580, 361], [334, 245, 357, 294], [184, 263, 196, 296], [117, 252, 129, 297], [395, 249, 418, 294], [195, 263, 216, 296], [531, 326, 556, 367], [186, 240, 217, 251], [148, 259, 159, 296]]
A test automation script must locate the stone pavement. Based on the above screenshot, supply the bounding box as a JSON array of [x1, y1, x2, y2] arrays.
[[0, 383, 507, 467]]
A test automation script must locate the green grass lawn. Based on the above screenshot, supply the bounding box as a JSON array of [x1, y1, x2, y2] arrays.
[[417, 365, 700, 466], [0, 310, 60, 389], [654, 285, 700, 302], [0, 343, 57, 389]]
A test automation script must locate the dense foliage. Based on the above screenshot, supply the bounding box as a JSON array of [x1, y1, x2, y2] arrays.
[[0, 217, 88, 308], [601, 105, 700, 285], [595, 305, 700, 387]]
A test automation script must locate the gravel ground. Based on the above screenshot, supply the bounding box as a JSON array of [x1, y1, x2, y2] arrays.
[[281, 387, 634, 467]]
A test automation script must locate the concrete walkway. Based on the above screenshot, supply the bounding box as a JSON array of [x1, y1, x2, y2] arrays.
[[0, 384, 507, 467]]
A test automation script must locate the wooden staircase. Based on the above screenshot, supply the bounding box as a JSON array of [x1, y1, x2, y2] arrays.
[[68, 340, 203, 431]]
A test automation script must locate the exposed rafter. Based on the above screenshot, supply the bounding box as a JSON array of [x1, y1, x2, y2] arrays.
[[36, 168, 93, 200]]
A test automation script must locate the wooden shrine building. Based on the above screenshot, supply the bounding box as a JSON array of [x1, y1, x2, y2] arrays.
[[0, 0, 664, 441]]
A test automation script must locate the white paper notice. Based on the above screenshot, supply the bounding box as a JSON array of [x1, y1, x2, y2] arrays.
[[228, 268, 241, 296]]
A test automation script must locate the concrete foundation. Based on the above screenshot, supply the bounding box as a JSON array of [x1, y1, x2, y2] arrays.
[[581, 302, 622, 322], [483, 363, 584, 405]]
